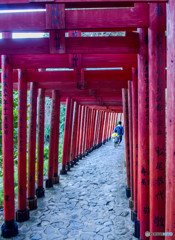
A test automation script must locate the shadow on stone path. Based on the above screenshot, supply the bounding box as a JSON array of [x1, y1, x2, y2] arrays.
[[1, 140, 137, 240]]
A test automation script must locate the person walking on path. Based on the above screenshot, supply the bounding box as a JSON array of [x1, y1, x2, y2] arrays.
[[113, 121, 124, 146]]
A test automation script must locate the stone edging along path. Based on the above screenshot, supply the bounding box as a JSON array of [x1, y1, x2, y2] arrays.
[[0, 140, 137, 240]]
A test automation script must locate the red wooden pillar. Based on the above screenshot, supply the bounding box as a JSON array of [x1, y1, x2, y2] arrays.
[[87, 108, 92, 152], [102, 112, 106, 144], [16, 70, 30, 222], [46, 90, 58, 187], [111, 113, 115, 135], [99, 111, 105, 147], [77, 105, 83, 159], [136, 28, 149, 239], [27, 82, 38, 210], [119, 113, 121, 123], [84, 107, 89, 155], [166, 1, 175, 237], [68, 100, 75, 168], [108, 112, 111, 140], [36, 89, 45, 197], [79, 105, 85, 159], [131, 68, 138, 223], [71, 102, 79, 164], [82, 106, 88, 157], [96, 111, 102, 148], [107, 112, 111, 140], [91, 109, 97, 150], [149, 3, 166, 239], [128, 81, 134, 209], [84, 108, 90, 154], [66, 99, 73, 170], [105, 112, 110, 142], [109, 113, 113, 137], [93, 110, 97, 147], [53, 95, 60, 184], [76, 104, 82, 160], [60, 97, 71, 174], [1, 55, 18, 238], [69, 101, 76, 166], [122, 89, 131, 199]]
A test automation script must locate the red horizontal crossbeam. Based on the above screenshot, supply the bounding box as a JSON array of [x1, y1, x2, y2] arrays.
[[44, 88, 123, 97], [6, 69, 131, 83], [0, 54, 137, 69], [0, 6, 149, 31], [0, 33, 138, 55], [0, 0, 168, 4]]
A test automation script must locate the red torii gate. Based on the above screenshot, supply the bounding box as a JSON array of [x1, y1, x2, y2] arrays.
[[0, 1, 174, 240]]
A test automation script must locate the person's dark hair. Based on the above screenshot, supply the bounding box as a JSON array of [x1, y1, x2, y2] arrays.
[[119, 121, 122, 125]]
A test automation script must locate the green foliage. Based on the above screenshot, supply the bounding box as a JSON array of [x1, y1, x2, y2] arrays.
[[0, 85, 19, 177], [0, 86, 66, 208]]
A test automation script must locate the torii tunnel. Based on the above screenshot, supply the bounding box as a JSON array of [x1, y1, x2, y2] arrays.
[[0, 0, 175, 239]]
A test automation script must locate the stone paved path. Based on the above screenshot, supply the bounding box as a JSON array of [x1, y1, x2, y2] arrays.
[[1, 140, 137, 240]]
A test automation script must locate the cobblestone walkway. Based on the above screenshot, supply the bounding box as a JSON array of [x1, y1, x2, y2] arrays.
[[1, 140, 136, 240]]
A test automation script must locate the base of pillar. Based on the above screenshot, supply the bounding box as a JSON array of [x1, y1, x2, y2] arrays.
[[67, 162, 71, 171], [60, 164, 67, 175], [70, 161, 74, 168], [45, 178, 53, 188], [98, 143, 102, 148], [134, 218, 140, 238], [73, 157, 78, 165], [87, 148, 91, 154], [27, 196, 37, 210], [78, 154, 83, 160], [126, 187, 131, 198], [129, 198, 134, 209], [53, 173, 60, 184], [90, 147, 93, 152], [36, 186, 45, 198], [131, 209, 137, 222], [16, 208, 30, 222], [103, 140, 106, 144], [1, 219, 18, 238], [82, 152, 86, 158]]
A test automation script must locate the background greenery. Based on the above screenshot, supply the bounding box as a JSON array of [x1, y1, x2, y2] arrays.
[[0, 86, 66, 208]]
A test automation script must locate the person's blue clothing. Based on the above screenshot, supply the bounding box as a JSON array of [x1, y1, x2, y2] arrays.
[[113, 124, 124, 136]]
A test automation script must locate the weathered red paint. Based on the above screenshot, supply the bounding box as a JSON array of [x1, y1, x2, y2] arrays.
[[76, 105, 82, 157], [61, 97, 71, 173], [128, 81, 134, 202], [27, 82, 38, 209], [137, 28, 149, 238], [122, 89, 130, 193], [149, 3, 166, 239], [71, 102, 79, 161], [66, 99, 74, 169], [17, 70, 29, 218], [166, 1, 175, 237], [47, 90, 58, 186], [91, 110, 97, 147], [78, 105, 84, 155], [36, 89, 45, 195], [0, 8, 149, 31], [1, 55, 15, 221], [131, 68, 138, 214], [82, 106, 87, 154], [53, 95, 60, 181]]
